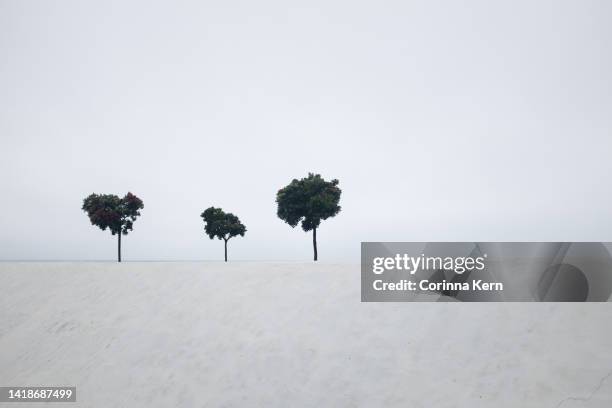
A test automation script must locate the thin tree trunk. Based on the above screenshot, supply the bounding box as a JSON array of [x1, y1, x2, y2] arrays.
[[118, 232, 122, 263], [224, 238, 228, 262], [313, 227, 318, 261]]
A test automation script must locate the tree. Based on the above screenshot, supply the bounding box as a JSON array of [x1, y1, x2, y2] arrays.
[[82, 192, 144, 262], [276, 173, 341, 261], [200, 207, 246, 262]]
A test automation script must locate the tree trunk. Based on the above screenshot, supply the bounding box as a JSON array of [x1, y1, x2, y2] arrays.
[[224, 239, 228, 262], [118, 232, 122, 263], [313, 227, 318, 261]]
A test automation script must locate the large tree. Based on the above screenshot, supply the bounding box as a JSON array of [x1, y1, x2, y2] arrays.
[[276, 173, 341, 261], [82, 192, 144, 262], [200, 207, 246, 262]]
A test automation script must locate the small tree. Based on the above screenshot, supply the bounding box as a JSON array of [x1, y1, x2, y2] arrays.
[[276, 173, 341, 261], [82, 192, 144, 262], [200, 207, 246, 262]]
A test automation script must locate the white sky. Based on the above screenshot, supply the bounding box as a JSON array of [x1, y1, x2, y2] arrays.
[[1, 0, 611, 261]]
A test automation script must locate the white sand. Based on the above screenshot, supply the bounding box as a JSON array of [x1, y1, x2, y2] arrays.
[[1, 262, 611, 407]]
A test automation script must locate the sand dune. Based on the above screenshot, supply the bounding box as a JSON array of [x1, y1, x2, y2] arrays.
[[1, 262, 611, 407]]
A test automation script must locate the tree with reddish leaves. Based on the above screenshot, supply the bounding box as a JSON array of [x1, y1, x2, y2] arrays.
[[82, 192, 144, 262]]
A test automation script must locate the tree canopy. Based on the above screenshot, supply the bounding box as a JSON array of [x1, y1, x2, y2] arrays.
[[276, 173, 341, 232], [201, 207, 246, 241], [82, 192, 143, 235]]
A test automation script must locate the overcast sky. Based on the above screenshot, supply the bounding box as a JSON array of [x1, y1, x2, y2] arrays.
[[1, 0, 611, 261]]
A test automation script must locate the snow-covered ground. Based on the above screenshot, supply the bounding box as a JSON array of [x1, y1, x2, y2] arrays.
[[1, 262, 611, 407]]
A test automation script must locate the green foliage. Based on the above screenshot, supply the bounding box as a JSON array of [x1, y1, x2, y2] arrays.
[[200, 207, 246, 241], [82, 192, 144, 235], [276, 173, 341, 232]]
